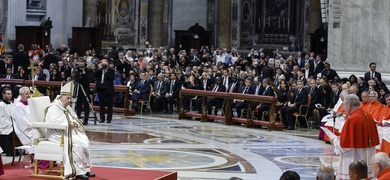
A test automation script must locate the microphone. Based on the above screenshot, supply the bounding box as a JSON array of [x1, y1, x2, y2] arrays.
[[327, 113, 344, 119]]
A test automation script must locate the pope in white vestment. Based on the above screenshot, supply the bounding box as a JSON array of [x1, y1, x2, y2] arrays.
[[45, 82, 94, 179]]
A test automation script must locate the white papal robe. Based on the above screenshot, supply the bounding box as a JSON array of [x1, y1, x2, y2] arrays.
[[45, 99, 91, 177], [11, 100, 34, 154]]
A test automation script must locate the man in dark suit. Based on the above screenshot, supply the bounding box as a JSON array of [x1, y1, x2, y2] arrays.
[[327, 83, 341, 108], [314, 54, 324, 79], [232, 78, 255, 118], [306, 79, 322, 118], [321, 63, 338, 81], [198, 72, 212, 91], [261, 61, 274, 81], [255, 78, 275, 120], [94, 60, 115, 123], [206, 77, 226, 115], [227, 76, 240, 93], [0, 57, 6, 76], [132, 72, 151, 112], [164, 73, 182, 114], [74, 60, 93, 125], [114, 52, 130, 75], [221, 69, 231, 91], [302, 62, 314, 79], [364, 62, 382, 84], [152, 73, 168, 112], [302, 53, 315, 71], [12, 44, 30, 73], [281, 80, 309, 130]]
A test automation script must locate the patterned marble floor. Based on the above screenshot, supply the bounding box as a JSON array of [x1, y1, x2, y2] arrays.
[[2, 113, 338, 180]]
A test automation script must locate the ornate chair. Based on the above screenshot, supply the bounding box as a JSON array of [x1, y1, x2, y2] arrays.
[[29, 95, 66, 179], [294, 95, 312, 129]]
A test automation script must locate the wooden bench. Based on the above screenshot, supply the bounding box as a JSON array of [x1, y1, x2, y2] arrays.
[[179, 89, 284, 131]]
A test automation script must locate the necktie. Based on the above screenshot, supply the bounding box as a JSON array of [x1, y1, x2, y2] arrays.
[[263, 87, 267, 95], [157, 82, 161, 93], [256, 85, 260, 95], [203, 80, 207, 90], [310, 88, 313, 94], [223, 78, 226, 86], [170, 81, 174, 94], [6, 75, 10, 79], [141, 80, 144, 86], [101, 71, 105, 83], [242, 87, 247, 94], [372, 72, 375, 79], [213, 85, 218, 92], [230, 83, 235, 93]]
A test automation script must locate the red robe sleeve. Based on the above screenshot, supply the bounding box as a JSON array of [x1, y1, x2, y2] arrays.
[[340, 108, 379, 148]]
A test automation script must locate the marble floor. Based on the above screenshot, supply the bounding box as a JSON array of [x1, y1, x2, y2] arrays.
[[2, 113, 338, 180]]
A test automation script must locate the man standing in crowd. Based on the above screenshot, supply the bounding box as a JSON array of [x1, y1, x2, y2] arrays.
[[74, 59, 92, 125], [0, 87, 15, 156], [94, 59, 115, 123], [331, 94, 379, 179], [364, 62, 382, 84], [45, 82, 95, 180]]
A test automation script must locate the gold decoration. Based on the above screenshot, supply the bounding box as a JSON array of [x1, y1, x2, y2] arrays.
[[31, 87, 44, 97]]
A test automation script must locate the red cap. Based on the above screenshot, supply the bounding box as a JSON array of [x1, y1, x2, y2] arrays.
[[0, 35, 2, 41]]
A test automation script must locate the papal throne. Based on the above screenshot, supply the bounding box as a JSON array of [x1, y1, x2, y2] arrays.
[[29, 91, 66, 179]]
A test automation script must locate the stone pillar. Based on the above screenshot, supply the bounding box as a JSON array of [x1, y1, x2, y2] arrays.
[[217, 0, 231, 48], [6, 0, 26, 49], [148, 0, 163, 47], [83, 0, 97, 27], [139, 0, 148, 47]]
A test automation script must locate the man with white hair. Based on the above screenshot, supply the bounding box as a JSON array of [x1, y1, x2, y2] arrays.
[[331, 94, 379, 179], [366, 91, 384, 121], [316, 164, 335, 180], [11, 87, 33, 152], [45, 82, 95, 179], [371, 152, 390, 179]]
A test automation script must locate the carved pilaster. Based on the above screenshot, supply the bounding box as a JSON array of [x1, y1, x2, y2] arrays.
[[139, 0, 148, 47]]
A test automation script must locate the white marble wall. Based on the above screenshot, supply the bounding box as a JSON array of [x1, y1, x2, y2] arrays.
[[4, 0, 82, 50], [46, 0, 82, 48], [172, 0, 208, 41], [328, 0, 390, 73]]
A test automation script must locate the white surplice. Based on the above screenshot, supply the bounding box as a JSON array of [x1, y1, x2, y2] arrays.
[[333, 139, 376, 179], [45, 99, 91, 177], [11, 100, 34, 153], [0, 100, 14, 135]]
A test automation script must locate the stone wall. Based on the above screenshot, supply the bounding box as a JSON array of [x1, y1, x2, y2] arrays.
[[327, 0, 390, 74]]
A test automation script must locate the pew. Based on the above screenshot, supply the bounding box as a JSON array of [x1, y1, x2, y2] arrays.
[[0, 79, 135, 116], [179, 89, 284, 131]]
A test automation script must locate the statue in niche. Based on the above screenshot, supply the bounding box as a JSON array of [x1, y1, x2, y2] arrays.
[[243, 2, 250, 23]]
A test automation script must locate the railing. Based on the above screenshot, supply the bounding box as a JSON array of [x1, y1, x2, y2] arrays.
[[179, 89, 284, 131], [0, 79, 135, 116]]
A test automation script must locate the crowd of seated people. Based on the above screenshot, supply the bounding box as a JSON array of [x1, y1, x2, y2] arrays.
[[0, 44, 388, 126]]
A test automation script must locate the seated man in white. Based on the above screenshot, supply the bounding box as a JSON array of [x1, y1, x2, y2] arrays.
[[45, 81, 95, 180], [12, 86, 50, 168]]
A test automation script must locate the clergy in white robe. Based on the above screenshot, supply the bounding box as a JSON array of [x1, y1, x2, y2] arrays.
[[11, 87, 34, 154], [331, 94, 379, 179], [0, 87, 15, 156], [45, 81, 94, 179]]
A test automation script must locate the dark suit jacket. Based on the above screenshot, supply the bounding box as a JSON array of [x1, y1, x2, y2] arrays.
[[12, 51, 30, 72], [126, 80, 137, 92], [261, 66, 274, 81], [238, 85, 255, 95], [290, 88, 309, 107], [114, 59, 130, 75], [209, 84, 226, 92], [228, 82, 240, 93], [252, 84, 265, 95], [302, 68, 314, 79], [2, 74, 15, 79], [314, 61, 325, 78], [94, 68, 115, 95], [262, 86, 274, 96], [167, 79, 182, 96], [153, 80, 168, 95], [221, 76, 232, 88], [321, 69, 338, 81], [301, 59, 315, 71], [0, 60, 5, 75], [327, 90, 341, 108], [364, 71, 382, 83], [307, 87, 321, 106], [198, 78, 212, 91], [135, 80, 151, 100]]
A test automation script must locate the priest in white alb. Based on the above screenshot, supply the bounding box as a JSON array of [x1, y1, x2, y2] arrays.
[[45, 81, 95, 180]]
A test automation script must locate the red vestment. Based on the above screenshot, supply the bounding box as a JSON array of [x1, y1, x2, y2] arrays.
[[365, 101, 384, 121], [378, 167, 390, 180]]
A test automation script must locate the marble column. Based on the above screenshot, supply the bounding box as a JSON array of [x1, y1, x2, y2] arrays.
[[5, 0, 26, 50], [217, 0, 231, 48], [83, 0, 98, 27], [148, 0, 163, 47]]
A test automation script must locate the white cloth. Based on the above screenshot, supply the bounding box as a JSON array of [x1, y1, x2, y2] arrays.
[[45, 99, 91, 177], [333, 138, 376, 179], [0, 101, 14, 135], [11, 101, 34, 153]]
